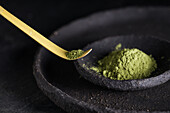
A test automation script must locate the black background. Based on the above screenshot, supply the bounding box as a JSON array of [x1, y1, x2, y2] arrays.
[[0, 0, 170, 113]]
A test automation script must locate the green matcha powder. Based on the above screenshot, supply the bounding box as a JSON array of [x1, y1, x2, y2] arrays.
[[91, 44, 157, 80], [66, 49, 84, 60]]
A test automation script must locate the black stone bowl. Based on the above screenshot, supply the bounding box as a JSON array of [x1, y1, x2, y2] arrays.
[[75, 35, 170, 91], [33, 7, 170, 113]]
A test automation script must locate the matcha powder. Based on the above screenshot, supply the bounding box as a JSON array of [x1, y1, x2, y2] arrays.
[[66, 49, 84, 60], [92, 48, 157, 80]]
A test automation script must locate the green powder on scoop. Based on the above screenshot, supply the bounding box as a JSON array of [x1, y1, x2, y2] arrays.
[[91, 46, 157, 80], [66, 49, 84, 60]]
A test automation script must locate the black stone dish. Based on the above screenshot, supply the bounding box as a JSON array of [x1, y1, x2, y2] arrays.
[[75, 35, 170, 91], [33, 8, 170, 113]]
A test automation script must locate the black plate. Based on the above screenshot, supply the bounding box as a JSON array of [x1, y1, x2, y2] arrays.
[[33, 7, 170, 113], [75, 35, 170, 91]]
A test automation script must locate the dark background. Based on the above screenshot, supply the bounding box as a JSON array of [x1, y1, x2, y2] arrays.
[[0, 0, 170, 113]]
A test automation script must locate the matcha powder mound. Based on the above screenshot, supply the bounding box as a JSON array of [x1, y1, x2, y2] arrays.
[[92, 48, 157, 80], [66, 49, 84, 60]]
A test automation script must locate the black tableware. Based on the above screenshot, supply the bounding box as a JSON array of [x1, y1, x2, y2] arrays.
[[75, 35, 170, 91], [33, 8, 170, 113]]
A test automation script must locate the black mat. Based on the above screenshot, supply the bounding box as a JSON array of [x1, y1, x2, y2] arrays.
[[34, 7, 170, 113]]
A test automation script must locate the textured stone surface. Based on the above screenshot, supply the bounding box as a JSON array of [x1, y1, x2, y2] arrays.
[[34, 8, 170, 113]]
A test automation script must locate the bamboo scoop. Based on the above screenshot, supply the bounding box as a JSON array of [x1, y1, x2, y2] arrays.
[[0, 6, 92, 60]]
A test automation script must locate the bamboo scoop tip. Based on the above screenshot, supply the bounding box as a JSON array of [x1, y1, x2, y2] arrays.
[[76, 48, 92, 60], [66, 48, 92, 60], [79, 48, 92, 58]]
